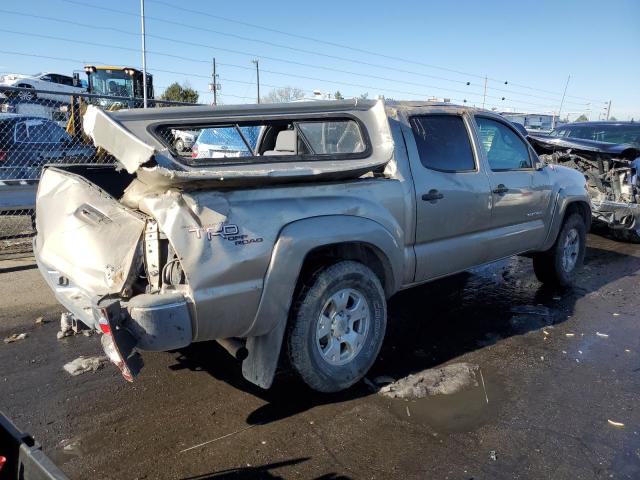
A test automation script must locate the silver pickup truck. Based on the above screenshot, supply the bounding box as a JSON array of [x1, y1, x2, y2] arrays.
[[34, 100, 590, 392]]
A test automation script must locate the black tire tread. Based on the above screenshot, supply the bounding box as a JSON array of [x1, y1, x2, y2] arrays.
[[532, 213, 586, 287], [287, 260, 386, 393]]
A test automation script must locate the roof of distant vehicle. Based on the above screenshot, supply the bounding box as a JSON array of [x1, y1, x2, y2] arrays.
[[0, 115, 57, 122], [559, 121, 637, 127]]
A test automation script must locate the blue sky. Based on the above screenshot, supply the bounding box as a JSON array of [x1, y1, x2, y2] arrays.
[[1, 0, 638, 119]]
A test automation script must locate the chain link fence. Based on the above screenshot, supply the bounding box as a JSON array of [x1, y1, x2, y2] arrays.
[[0, 85, 196, 257]]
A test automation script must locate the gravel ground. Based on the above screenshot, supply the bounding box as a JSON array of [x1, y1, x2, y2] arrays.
[[1, 232, 639, 479]]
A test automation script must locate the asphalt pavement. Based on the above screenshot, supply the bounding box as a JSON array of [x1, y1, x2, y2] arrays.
[[1, 232, 639, 479]]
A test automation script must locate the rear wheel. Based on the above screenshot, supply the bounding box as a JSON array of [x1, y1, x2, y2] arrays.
[[287, 261, 386, 392], [533, 213, 586, 287], [16, 85, 36, 102]]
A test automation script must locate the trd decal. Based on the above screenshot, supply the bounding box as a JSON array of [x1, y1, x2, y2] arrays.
[[187, 223, 263, 245]]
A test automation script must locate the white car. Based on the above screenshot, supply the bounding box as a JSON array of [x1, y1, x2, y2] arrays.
[[0, 72, 86, 103], [170, 129, 198, 153]]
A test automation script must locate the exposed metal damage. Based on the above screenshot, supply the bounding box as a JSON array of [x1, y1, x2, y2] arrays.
[[529, 135, 640, 241]]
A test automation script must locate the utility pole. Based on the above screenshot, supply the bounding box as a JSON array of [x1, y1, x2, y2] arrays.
[[252, 59, 260, 104], [557, 74, 570, 123], [606, 100, 612, 120], [482, 76, 487, 110], [140, 0, 148, 108], [211, 57, 218, 106]]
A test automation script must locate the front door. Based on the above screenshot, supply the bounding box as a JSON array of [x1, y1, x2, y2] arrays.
[[403, 113, 492, 282], [473, 115, 553, 258]]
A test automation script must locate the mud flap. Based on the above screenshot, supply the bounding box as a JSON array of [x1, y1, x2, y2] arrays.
[[241, 318, 288, 389], [94, 299, 143, 382]]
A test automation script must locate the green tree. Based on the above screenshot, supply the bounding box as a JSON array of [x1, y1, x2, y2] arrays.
[[609, 116, 617, 121], [574, 114, 588, 122], [160, 82, 199, 104], [334, 91, 344, 100], [359, 93, 369, 100]]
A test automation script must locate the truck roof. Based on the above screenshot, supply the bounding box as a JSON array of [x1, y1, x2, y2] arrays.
[[111, 99, 476, 122]]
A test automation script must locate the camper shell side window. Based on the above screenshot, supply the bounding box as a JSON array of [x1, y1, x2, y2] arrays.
[[153, 116, 371, 166]]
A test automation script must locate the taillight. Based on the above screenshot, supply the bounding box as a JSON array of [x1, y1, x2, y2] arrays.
[[94, 301, 143, 383], [97, 308, 111, 334], [0, 150, 7, 163], [191, 145, 198, 158], [0, 455, 6, 472]]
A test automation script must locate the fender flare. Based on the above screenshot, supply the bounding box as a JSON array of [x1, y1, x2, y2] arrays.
[[541, 188, 591, 251], [241, 215, 403, 389]]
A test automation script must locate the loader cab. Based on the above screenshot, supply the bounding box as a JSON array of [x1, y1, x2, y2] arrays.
[[84, 66, 153, 109]]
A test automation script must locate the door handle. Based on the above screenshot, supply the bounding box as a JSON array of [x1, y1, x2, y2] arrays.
[[492, 184, 509, 195], [422, 189, 444, 203]]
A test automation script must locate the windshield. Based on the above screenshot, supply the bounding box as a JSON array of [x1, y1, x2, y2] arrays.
[[552, 124, 640, 147], [90, 70, 134, 97]]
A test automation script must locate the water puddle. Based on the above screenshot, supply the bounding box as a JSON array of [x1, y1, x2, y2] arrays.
[[48, 436, 85, 466], [380, 364, 504, 433]]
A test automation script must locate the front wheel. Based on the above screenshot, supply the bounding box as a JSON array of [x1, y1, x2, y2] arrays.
[[287, 261, 387, 392], [532, 213, 586, 287], [611, 227, 640, 244]]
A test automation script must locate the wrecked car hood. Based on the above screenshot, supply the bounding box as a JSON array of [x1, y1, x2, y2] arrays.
[[528, 135, 640, 157], [82, 100, 394, 185]]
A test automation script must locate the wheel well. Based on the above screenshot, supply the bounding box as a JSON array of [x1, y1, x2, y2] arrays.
[[564, 201, 591, 230], [298, 242, 393, 298]]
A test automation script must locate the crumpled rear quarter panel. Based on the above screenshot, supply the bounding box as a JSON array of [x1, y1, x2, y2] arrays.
[[138, 178, 405, 341]]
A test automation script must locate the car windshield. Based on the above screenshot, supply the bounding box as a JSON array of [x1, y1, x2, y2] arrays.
[[552, 124, 640, 147], [196, 127, 250, 149], [91, 70, 134, 97], [15, 119, 70, 143]]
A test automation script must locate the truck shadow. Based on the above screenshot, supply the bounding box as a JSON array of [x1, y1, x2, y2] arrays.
[[179, 457, 346, 480], [170, 234, 639, 426]]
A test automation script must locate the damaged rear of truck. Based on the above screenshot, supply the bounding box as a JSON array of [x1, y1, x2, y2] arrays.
[[528, 135, 640, 242], [34, 99, 402, 389]]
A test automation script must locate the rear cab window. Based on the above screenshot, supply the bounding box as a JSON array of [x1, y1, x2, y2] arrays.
[[409, 114, 476, 172], [155, 117, 368, 165]]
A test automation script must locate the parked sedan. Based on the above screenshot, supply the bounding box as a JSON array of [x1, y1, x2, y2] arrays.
[[0, 72, 86, 103], [0, 114, 95, 181]]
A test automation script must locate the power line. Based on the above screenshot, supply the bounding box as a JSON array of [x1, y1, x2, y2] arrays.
[[0, 10, 594, 110], [53, 0, 602, 106], [143, 0, 606, 104], [0, 29, 570, 113], [0, 48, 558, 113]]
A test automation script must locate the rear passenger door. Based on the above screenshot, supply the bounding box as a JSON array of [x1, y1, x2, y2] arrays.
[[473, 115, 552, 258], [404, 113, 492, 282]]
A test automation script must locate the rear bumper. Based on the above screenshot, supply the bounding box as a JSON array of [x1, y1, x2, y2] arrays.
[[37, 257, 193, 352]]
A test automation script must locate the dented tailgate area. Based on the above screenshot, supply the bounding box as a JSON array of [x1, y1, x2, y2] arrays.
[[529, 135, 640, 239], [34, 100, 398, 383]]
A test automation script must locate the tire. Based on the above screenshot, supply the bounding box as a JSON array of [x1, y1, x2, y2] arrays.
[[175, 139, 185, 152], [16, 85, 36, 102], [532, 213, 586, 287], [287, 261, 387, 393], [611, 228, 640, 244]]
